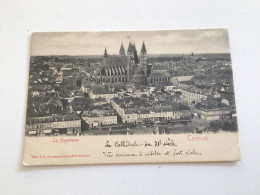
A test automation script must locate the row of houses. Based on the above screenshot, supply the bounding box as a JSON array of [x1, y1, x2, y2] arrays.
[[194, 103, 233, 122], [81, 109, 117, 128], [180, 86, 235, 122], [26, 114, 81, 136], [111, 97, 191, 124], [180, 86, 221, 105], [25, 99, 235, 136]]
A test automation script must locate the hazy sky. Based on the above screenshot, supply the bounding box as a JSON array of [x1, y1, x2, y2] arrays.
[[31, 29, 230, 56]]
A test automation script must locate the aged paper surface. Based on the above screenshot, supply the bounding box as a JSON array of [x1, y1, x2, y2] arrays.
[[23, 29, 240, 165]]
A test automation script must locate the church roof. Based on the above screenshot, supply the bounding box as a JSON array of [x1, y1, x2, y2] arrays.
[[103, 56, 127, 66]]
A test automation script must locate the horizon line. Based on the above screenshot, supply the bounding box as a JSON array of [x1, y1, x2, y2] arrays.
[[31, 52, 231, 57]]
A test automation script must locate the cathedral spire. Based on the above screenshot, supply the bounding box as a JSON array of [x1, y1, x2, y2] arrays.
[[119, 43, 126, 57], [140, 41, 147, 72], [141, 41, 147, 53], [104, 47, 108, 58]]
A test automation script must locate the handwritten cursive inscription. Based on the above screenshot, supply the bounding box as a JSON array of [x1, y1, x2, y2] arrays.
[[105, 138, 177, 148], [103, 138, 203, 159]]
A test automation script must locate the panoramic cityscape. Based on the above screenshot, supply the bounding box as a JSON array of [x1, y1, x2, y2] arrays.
[[25, 38, 238, 136]]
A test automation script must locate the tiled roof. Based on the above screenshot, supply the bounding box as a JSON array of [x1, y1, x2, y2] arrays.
[[124, 105, 172, 114], [82, 109, 116, 117], [171, 103, 191, 111], [195, 102, 229, 110], [92, 87, 117, 94], [182, 86, 210, 95], [93, 97, 107, 102]]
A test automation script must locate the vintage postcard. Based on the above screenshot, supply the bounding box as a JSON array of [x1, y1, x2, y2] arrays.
[[23, 29, 240, 166]]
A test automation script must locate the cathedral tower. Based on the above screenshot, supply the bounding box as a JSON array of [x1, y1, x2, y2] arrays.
[[127, 42, 135, 65], [140, 42, 147, 75]]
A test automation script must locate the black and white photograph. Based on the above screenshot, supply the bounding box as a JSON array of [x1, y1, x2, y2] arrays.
[[26, 29, 238, 137], [2, 0, 260, 194]]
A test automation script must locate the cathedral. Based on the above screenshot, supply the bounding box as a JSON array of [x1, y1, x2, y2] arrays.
[[93, 42, 169, 86]]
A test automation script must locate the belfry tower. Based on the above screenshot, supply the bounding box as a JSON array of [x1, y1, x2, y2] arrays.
[[140, 41, 147, 75]]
